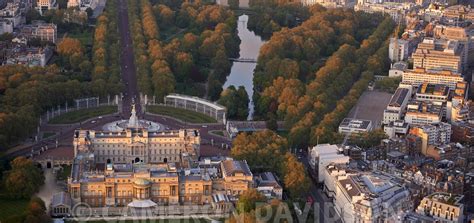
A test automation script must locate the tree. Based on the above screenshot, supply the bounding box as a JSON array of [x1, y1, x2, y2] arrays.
[[25, 9, 41, 24], [2, 157, 44, 199], [236, 188, 266, 213], [231, 130, 288, 172], [24, 197, 51, 223], [218, 85, 249, 120], [282, 153, 310, 198]]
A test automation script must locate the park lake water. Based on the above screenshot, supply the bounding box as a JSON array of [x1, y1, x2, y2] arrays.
[[223, 14, 266, 120]]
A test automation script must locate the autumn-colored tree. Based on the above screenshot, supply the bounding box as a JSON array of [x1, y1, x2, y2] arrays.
[[2, 157, 44, 199], [282, 153, 310, 198], [56, 37, 83, 57], [231, 130, 288, 172], [236, 188, 266, 213]]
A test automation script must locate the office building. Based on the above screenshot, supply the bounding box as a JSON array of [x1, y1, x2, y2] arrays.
[[308, 144, 349, 183], [405, 101, 443, 125], [415, 83, 450, 103], [384, 120, 409, 139], [402, 68, 464, 90], [338, 118, 372, 134], [327, 170, 411, 222], [389, 37, 409, 62], [412, 38, 467, 74], [383, 86, 412, 125], [388, 61, 408, 77]]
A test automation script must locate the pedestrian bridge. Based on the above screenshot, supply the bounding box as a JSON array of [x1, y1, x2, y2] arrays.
[[228, 58, 257, 63]]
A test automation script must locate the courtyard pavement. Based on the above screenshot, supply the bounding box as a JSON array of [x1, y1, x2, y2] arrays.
[[36, 168, 63, 210]]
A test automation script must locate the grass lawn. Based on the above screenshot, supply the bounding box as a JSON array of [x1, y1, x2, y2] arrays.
[[277, 130, 289, 138], [49, 106, 117, 124], [42, 131, 56, 139], [68, 31, 93, 46], [210, 130, 225, 137], [148, 106, 217, 124], [0, 197, 28, 221], [56, 164, 72, 181]]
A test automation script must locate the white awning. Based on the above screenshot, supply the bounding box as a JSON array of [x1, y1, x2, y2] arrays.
[[127, 199, 157, 208]]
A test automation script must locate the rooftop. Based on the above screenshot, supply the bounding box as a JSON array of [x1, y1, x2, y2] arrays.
[[221, 160, 252, 177], [416, 83, 449, 96], [339, 118, 372, 130], [389, 88, 409, 107]]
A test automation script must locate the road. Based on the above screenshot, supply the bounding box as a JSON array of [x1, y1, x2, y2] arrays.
[[118, 0, 140, 116]]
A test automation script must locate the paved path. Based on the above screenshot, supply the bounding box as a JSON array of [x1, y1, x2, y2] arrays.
[[36, 168, 62, 210]]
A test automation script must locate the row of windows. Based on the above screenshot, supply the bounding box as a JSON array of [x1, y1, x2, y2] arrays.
[[96, 148, 183, 156]]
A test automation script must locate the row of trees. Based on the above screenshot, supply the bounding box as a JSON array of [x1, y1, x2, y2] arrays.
[[253, 8, 382, 102], [91, 0, 122, 96], [252, 12, 394, 148], [128, 1, 240, 101], [0, 65, 110, 149], [308, 19, 395, 144]]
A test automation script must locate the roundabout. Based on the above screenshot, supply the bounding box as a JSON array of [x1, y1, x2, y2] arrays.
[[102, 104, 164, 132]]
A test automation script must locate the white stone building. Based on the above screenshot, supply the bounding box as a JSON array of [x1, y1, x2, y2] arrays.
[[308, 144, 349, 183]]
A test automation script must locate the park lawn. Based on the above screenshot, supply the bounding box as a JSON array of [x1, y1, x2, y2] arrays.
[[69, 31, 93, 46], [48, 106, 117, 124], [148, 106, 217, 124], [42, 131, 56, 139], [0, 197, 28, 221], [210, 130, 225, 137]]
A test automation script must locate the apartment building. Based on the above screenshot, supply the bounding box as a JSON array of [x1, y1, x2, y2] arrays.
[[20, 21, 57, 43], [416, 192, 464, 223], [409, 122, 452, 155]]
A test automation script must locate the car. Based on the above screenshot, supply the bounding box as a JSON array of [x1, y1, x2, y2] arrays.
[[91, 120, 97, 124], [98, 116, 103, 119], [201, 125, 208, 128]]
